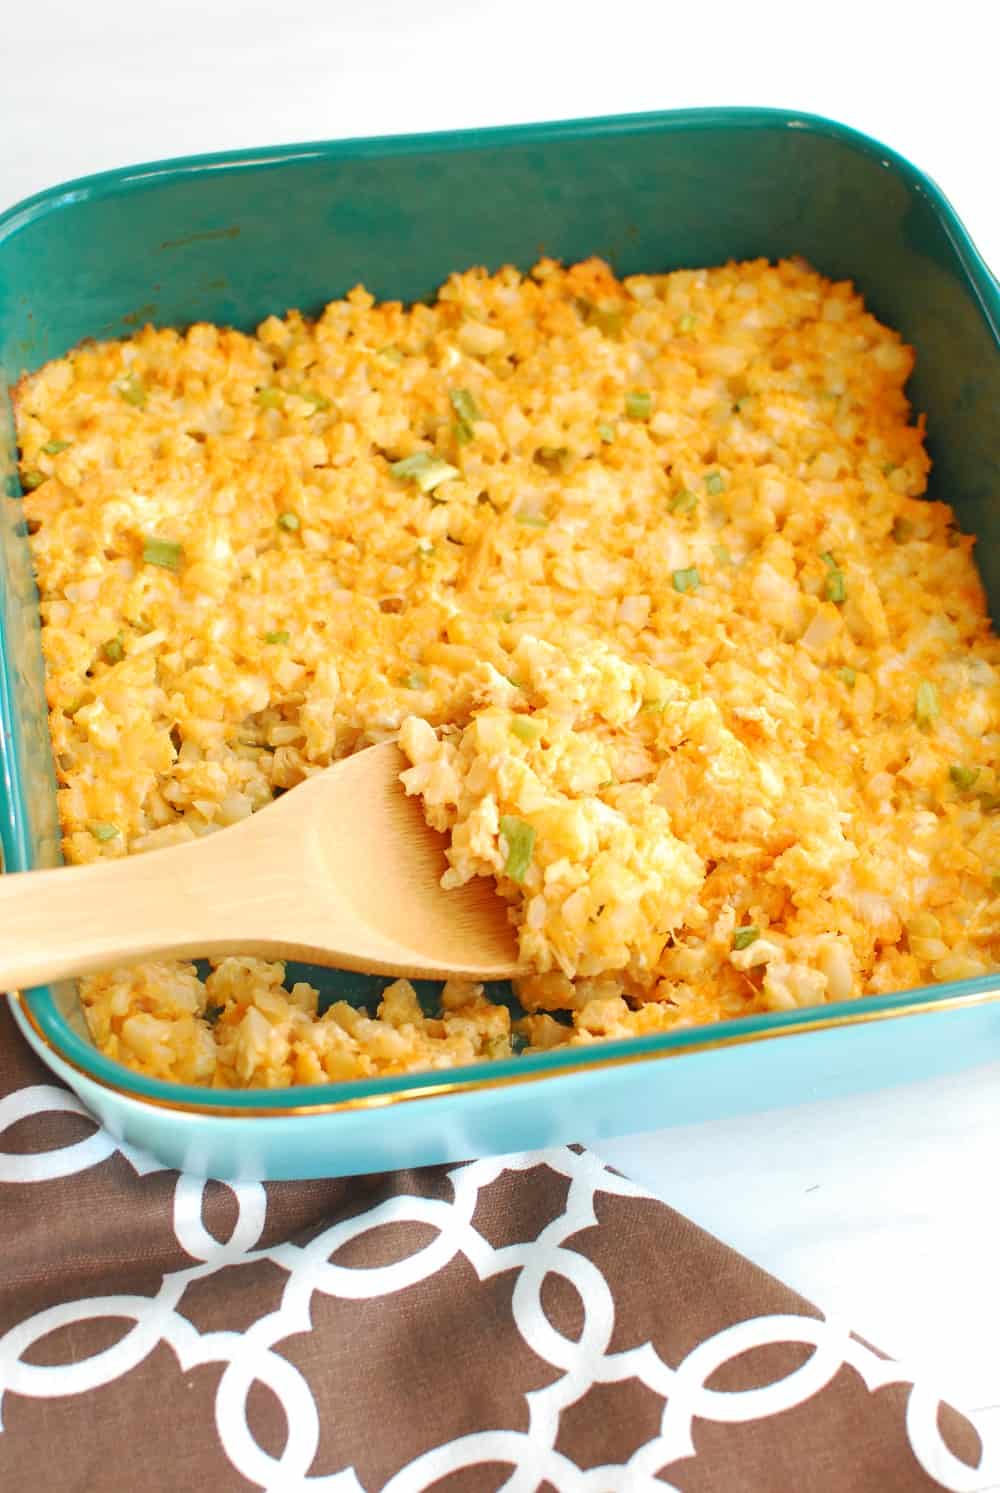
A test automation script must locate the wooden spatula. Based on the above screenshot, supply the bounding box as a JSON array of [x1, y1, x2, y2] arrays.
[[0, 742, 522, 991]]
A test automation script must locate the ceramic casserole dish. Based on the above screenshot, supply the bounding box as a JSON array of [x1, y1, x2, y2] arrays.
[[2, 107, 999, 1180]]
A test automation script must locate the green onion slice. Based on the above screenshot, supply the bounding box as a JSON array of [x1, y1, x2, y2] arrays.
[[587, 303, 624, 338], [669, 489, 698, 515], [42, 439, 72, 455], [949, 764, 981, 792], [838, 666, 856, 688], [733, 925, 760, 950], [672, 567, 700, 593], [510, 717, 543, 743], [624, 389, 652, 421], [915, 680, 940, 730], [704, 471, 725, 496], [449, 388, 480, 425], [119, 376, 147, 407], [142, 537, 183, 571], [88, 821, 120, 842], [276, 511, 300, 532], [298, 387, 330, 411], [598, 422, 616, 444], [264, 630, 290, 645], [390, 453, 460, 493], [499, 815, 536, 883], [820, 552, 846, 604], [102, 634, 125, 664]]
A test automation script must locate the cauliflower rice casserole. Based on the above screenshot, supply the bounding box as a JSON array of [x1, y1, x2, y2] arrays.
[[14, 255, 1000, 1089]]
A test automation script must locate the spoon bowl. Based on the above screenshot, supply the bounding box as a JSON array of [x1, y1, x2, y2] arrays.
[[0, 742, 523, 992]]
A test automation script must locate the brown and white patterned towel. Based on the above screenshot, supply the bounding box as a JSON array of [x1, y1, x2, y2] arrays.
[[0, 996, 992, 1492]]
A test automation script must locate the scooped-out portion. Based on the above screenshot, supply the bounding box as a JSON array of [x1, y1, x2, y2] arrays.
[[15, 253, 1000, 1087]]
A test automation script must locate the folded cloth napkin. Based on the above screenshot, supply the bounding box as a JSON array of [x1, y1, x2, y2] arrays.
[[0, 997, 989, 1493]]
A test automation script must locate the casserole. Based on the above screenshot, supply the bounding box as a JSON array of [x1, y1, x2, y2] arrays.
[[2, 107, 999, 1179]]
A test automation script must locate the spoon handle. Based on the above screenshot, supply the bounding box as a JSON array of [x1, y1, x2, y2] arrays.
[[0, 836, 247, 992]]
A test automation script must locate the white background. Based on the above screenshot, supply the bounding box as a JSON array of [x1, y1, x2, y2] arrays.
[[2, 0, 999, 1465]]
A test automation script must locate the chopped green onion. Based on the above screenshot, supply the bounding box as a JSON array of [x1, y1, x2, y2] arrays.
[[915, 680, 940, 730], [499, 815, 536, 883], [453, 420, 475, 446], [276, 511, 300, 532], [704, 471, 725, 496], [641, 697, 668, 713], [20, 469, 44, 491], [255, 388, 283, 409], [493, 607, 514, 623], [733, 925, 760, 950], [536, 445, 569, 470], [403, 671, 426, 690], [672, 567, 700, 593], [586, 303, 625, 338], [669, 489, 698, 515], [298, 387, 330, 412], [449, 388, 480, 425], [510, 717, 543, 742], [678, 313, 697, 334], [416, 538, 435, 557], [826, 570, 847, 604], [377, 344, 403, 364], [978, 793, 1000, 815], [838, 666, 857, 688], [712, 544, 732, 565], [264, 630, 290, 645], [119, 375, 147, 408], [101, 633, 125, 665], [820, 552, 846, 604], [411, 458, 459, 494], [390, 452, 460, 493], [892, 515, 915, 544], [142, 537, 183, 571], [949, 764, 980, 792], [624, 389, 652, 422], [598, 422, 616, 444], [516, 513, 549, 528], [882, 462, 898, 476], [42, 439, 72, 455], [88, 821, 120, 842]]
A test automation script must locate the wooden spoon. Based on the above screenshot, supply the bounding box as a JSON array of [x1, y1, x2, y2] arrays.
[[0, 742, 523, 991]]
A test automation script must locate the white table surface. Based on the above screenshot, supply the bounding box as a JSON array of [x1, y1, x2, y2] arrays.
[[3, 0, 999, 1466]]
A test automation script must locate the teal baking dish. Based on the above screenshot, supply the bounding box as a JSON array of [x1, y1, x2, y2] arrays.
[[2, 107, 999, 1180]]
